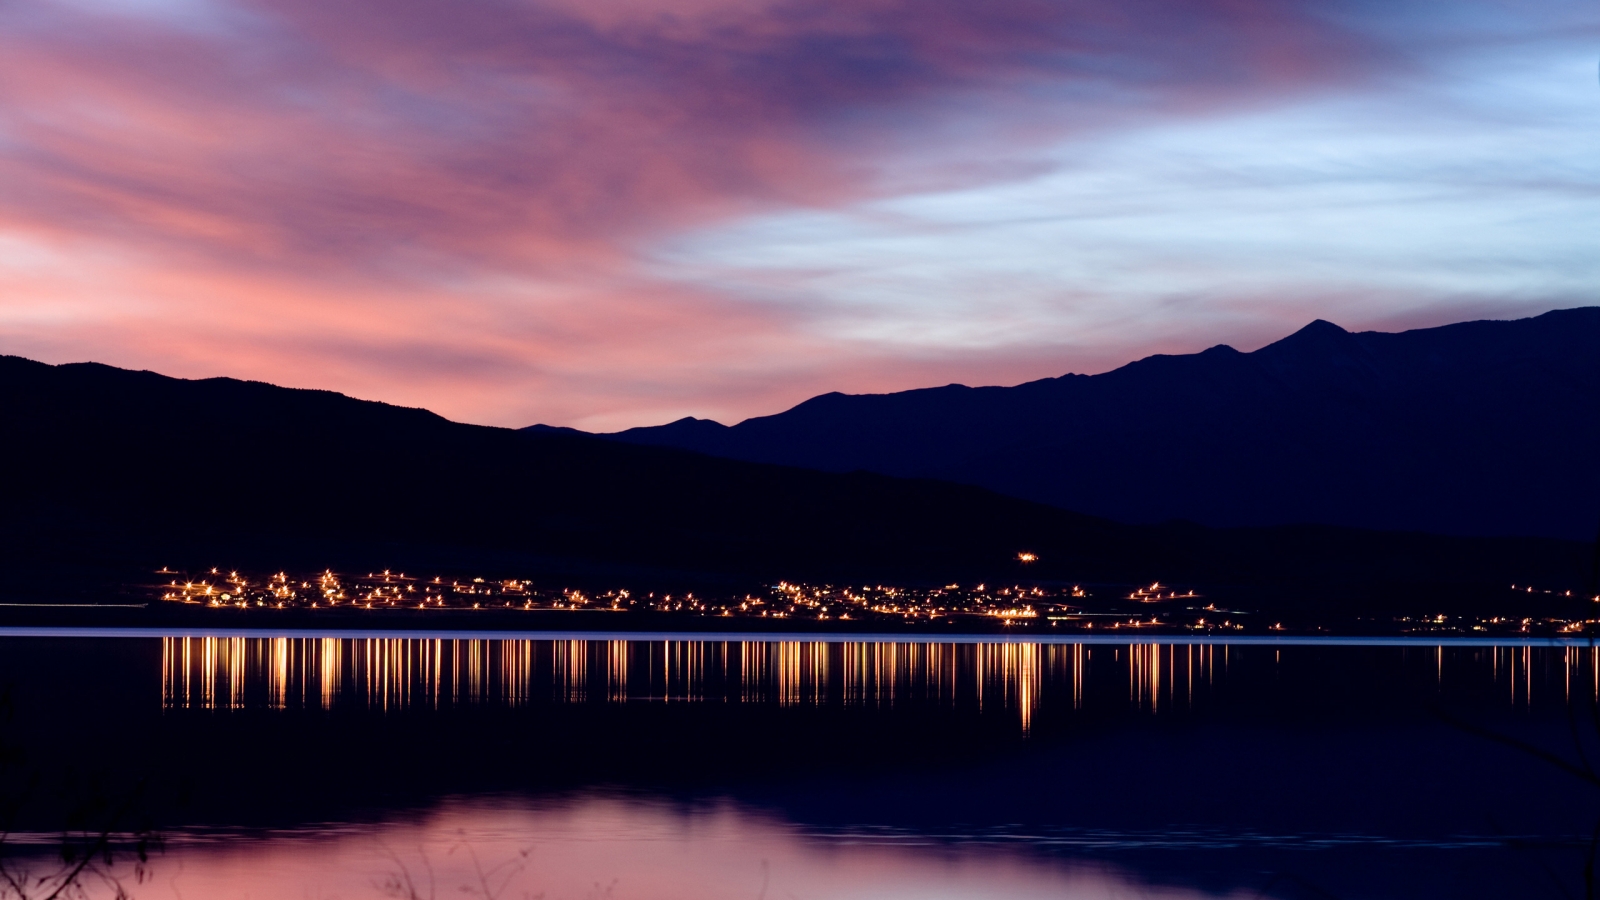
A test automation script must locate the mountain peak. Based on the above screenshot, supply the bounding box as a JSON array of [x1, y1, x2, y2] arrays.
[[602, 416, 729, 450], [1253, 318, 1358, 359], [1289, 319, 1348, 339]]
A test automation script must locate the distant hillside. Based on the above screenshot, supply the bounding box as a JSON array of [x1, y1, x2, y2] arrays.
[[0, 356, 1108, 591], [597, 309, 1600, 541], [0, 354, 1589, 612]]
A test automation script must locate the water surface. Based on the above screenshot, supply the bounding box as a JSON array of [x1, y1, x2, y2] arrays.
[[0, 632, 1591, 899]]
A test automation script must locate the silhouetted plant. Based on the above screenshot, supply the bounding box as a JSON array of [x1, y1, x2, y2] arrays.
[[0, 688, 160, 900]]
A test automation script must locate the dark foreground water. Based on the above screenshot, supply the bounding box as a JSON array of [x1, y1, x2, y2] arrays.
[[0, 630, 1594, 899]]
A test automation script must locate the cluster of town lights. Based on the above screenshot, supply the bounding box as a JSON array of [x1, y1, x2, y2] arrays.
[[156, 568, 1595, 634], [158, 568, 1098, 622]]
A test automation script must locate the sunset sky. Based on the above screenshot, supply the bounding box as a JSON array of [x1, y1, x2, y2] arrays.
[[1, 0, 1595, 430]]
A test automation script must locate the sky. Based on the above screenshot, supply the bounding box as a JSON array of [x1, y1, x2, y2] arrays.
[[0, 0, 1596, 430]]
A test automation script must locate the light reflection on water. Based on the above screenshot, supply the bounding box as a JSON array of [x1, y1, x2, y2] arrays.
[[161, 636, 1596, 730]]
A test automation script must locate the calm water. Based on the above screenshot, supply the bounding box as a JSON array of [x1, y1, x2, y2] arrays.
[[0, 631, 1594, 899]]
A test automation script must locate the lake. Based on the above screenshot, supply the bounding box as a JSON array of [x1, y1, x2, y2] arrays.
[[0, 630, 1592, 899]]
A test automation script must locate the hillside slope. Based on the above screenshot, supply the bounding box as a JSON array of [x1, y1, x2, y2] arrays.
[[0, 356, 1112, 588]]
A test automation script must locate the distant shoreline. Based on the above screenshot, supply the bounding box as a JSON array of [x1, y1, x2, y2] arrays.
[[0, 624, 1587, 648]]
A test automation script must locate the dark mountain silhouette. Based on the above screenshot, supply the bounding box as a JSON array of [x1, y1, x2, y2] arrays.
[[0, 354, 1589, 614], [597, 308, 1600, 541]]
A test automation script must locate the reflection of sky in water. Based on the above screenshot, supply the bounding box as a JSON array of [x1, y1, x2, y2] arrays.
[[143, 797, 1233, 900]]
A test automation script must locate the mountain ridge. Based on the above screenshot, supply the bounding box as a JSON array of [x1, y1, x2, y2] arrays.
[[2, 352, 1589, 612], [585, 308, 1600, 540]]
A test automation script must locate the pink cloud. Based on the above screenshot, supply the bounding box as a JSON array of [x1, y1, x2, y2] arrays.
[[1, 0, 1386, 263], [0, 0, 1400, 427]]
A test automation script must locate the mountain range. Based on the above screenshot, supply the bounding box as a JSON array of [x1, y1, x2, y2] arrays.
[[1, 353, 1591, 611], [591, 308, 1600, 541]]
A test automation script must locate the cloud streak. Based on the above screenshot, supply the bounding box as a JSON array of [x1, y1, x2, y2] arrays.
[[0, 0, 1591, 428]]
